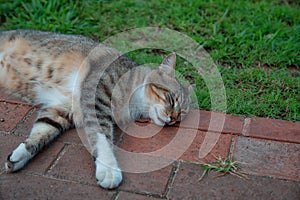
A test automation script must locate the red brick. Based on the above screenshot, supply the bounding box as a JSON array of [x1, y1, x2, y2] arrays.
[[0, 87, 28, 103], [222, 112, 244, 134], [244, 117, 300, 143], [13, 109, 37, 137], [118, 124, 232, 165], [232, 137, 300, 181], [116, 191, 160, 200], [0, 173, 115, 200], [168, 162, 300, 200], [178, 110, 244, 134], [22, 141, 65, 174], [119, 165, 173, 196], [58, 129, 83, 144], [48, 144, 96, 185], [175, 109, 202, 130], [118, 126, 198, 171], [0, 101, 33, 132], [119, 126, 178, 153], [49, 139, 173, 195], [180, 131, 232, 164]]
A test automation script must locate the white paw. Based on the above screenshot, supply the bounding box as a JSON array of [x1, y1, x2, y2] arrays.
[[95, 159, 122, 189], [5, 143, 32, 172]]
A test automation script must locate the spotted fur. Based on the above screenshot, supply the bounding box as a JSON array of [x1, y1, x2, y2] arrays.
[[0, 30, 192, 189]]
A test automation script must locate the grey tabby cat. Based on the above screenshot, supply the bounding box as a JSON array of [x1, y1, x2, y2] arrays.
[[0, 30, 192, 189]]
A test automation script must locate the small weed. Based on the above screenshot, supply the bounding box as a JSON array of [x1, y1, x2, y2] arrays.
[[197, 156, 248, 181]]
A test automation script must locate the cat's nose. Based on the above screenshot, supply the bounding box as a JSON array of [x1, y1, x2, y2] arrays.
[[170, 116, 176, 122], [167, 116, 176, 124]]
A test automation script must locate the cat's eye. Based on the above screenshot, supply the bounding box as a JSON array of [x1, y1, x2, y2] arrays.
[[164, 93, 175, 107]]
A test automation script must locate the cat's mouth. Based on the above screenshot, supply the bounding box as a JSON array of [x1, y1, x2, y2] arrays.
[[154, 108, 170, 126], [157, 116, 178, 126], [166, 121, 177, 126], [148, 106, 179, 126]]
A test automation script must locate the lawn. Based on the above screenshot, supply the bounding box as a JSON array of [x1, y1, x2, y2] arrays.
[[0, 0, 299, 121]]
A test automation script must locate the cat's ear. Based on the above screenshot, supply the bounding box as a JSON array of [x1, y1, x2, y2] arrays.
[[186, 84, 196, 93], [159, 52, 176, 75], [148, 83, 168, 100], [187, 84, 195, 94], [161, 52, 176, 69], [184, 84, 195, 94], [185, 84, 196, 104]]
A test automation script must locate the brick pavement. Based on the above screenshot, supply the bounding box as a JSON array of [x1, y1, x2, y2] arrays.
[[0, 89, 299, 199]]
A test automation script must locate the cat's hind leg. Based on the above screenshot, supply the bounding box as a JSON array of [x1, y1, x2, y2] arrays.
[[5, 106, 73, 172]]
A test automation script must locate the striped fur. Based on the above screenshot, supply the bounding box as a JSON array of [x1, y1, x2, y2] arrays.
[[0, 30, 192, 189]]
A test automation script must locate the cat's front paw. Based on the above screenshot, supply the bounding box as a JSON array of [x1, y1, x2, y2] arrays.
[[5, 143, 32, 172], [95, 159, 122, 189]]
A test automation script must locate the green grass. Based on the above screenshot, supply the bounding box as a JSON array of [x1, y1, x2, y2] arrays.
[[0, 0, 299, 121]]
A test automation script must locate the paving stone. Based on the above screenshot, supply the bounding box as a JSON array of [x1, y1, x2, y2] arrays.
[[0, 87, 28, 103], [0, 173, 115, 200], [168, 162, 300, 200], [119, 125, 179, 153], [13, 109, 37, 137], [180, 131, 232, 164], [175, 109, 202, 130], [48, 144, 96, 185], [119, 165, 173, 196], [0, 101, 33, 132], [178, 110, 244, 134], [116, 191, 161, 200], [22, 141, 65, 174], [57, 129, 83, 144], [222, 113, 244, 134], [0, 134, 25, 171], [49, 138, 173, 195], [118, 125, 198, 173], [119, 124, 232, 165], [244, 117, 300, 143], [232, 137, 300, 181]]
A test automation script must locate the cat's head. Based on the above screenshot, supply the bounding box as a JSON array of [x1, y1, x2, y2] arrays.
[[145, 53, 193, 126]]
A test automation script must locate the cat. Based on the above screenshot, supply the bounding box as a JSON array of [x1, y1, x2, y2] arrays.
[[0, 29, 192, 189]]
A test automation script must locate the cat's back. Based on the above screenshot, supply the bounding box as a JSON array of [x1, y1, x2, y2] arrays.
[[0, 29, 97, 55], [0, 29, 131, 106], [0, 30, 99, 103]]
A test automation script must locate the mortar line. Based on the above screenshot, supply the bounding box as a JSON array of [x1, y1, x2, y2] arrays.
[[116, 189, 166, 199], [111, 190, 120, 200], [45, 144, 70, 174], [241, 117, 251, 136], [229, 136, 238, 160], [164, 161, 181, 198], [10, 107, 37, 136]]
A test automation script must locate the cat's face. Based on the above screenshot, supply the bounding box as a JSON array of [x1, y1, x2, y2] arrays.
[[147, 83, 192, 126], [146, 53, 193, 126]]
